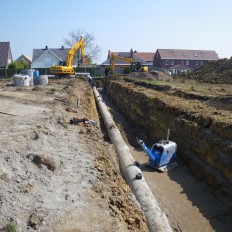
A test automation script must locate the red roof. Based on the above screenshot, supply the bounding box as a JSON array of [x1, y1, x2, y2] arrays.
[[157, 49, 219, 60], [108, 51, 155, 61], [133, 52, 155, 61]]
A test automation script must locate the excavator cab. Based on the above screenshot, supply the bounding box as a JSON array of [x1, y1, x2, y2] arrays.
[[57, 61, 66, 66], [132, 62, 148, 72]]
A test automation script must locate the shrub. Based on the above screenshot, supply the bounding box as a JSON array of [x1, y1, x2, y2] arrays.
[[105, 66, 113, 76], [8, 61, 29, 69], [6, 223, 17, 232], [123, 67, 131, 74]]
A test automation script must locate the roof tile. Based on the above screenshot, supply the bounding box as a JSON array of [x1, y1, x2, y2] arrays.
[[157, 49, 219, 60]]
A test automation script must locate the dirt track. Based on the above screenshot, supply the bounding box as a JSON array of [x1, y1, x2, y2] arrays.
[[0, 78, 148, 231]]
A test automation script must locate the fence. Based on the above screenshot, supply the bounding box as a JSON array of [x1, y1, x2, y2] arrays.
[[0, 66, 105, 79]]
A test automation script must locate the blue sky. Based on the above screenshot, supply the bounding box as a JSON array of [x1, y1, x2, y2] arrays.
[[1, 0, 232, 64]]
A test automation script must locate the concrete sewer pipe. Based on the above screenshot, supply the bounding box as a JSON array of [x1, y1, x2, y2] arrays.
[[93, 87, 172, 232]]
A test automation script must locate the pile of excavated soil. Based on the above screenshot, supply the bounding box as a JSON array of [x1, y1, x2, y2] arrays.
[[127, 71, 173, 82], [176, 57, 232, 84], [0, 78, 148, 232]]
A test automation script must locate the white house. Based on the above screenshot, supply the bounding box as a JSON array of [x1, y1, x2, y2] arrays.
[[31, 45, 77, 68]]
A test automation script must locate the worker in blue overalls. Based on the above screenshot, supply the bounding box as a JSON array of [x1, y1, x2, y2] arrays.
[[87, 74, 93, 87]]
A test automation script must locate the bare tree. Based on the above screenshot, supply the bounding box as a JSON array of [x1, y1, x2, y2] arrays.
[[63, 28, 101, 64]]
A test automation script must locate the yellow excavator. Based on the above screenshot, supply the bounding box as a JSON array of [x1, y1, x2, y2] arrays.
[[50, 36, 84, 76], [110, 53, 148, 73]]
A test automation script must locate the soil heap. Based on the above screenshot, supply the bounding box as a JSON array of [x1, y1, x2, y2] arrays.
[[177, 57, 232, 84]]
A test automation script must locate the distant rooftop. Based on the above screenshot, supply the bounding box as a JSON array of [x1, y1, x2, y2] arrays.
[[157, 49, 219, 60]]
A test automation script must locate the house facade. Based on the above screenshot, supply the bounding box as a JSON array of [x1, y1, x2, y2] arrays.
[[0, 42, 13, 68], [31, 46, 70, 68], [153, 49, 219, 70], [168, 64, 193, 75]]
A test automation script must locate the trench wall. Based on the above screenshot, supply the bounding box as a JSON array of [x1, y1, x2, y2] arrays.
[[106, 80, 232, 198]]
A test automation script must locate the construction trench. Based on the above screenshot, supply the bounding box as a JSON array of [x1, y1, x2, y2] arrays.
[[0, 77, 231, 231], [94, 77, 232, 232]]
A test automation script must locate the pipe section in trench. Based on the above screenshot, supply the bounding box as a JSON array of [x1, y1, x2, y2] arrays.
[[93, 87, 172, 232]]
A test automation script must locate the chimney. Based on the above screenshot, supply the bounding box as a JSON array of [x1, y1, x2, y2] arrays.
[[130, 48, 133, 58], [61, 45, 64, 50], [45, 45, 48, 50]]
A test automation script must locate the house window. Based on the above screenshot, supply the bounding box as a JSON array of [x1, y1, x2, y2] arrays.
[[195, 60, 199, 65], [186, 60, 189, 65], [165, 60, 169, 65], [181, 60, 185, 65], [200, 61, 204, 65], [170, 60, 174, 65]]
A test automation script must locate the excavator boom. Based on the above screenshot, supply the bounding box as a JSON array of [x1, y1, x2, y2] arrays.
[[66, 36, 84, 67], [110, 53, 148, 73], [110, 54, 134, 72]]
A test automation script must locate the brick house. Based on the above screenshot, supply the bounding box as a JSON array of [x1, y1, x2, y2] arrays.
[[0, 42, 13, 68], [153, 49, 219, 71]]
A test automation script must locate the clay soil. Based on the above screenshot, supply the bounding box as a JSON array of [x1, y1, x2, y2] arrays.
[[0, 78, 148, 232]]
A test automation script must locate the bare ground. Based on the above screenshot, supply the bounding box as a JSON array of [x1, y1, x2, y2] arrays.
[[0, 78, 148, 232]]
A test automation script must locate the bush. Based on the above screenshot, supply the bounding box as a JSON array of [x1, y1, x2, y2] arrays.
[[123, 67, 131, 74], [105, 66, 113, 76], [8, 61, 29, 69]]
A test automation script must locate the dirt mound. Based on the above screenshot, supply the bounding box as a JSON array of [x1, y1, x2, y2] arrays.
[[127, 71, 173, 82], [176, 57, 232, 84]]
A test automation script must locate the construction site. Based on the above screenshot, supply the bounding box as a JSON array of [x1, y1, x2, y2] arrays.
[[0, 56, 231, 232]]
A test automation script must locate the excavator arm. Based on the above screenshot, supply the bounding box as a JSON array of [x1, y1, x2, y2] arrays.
[[110, 53, 148, 73], [66, 36, 84, 67], [110, 53, 134, 72]]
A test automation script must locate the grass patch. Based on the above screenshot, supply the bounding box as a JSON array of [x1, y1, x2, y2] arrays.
[[47, 88, 56, 94], [32, 86, 43, 91], [0, 78, 11, 81], [6, 223, 17, 232], [140, 79, 166, 86]]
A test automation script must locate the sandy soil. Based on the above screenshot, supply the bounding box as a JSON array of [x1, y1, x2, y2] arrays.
[[0, 78, 148, 232]]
